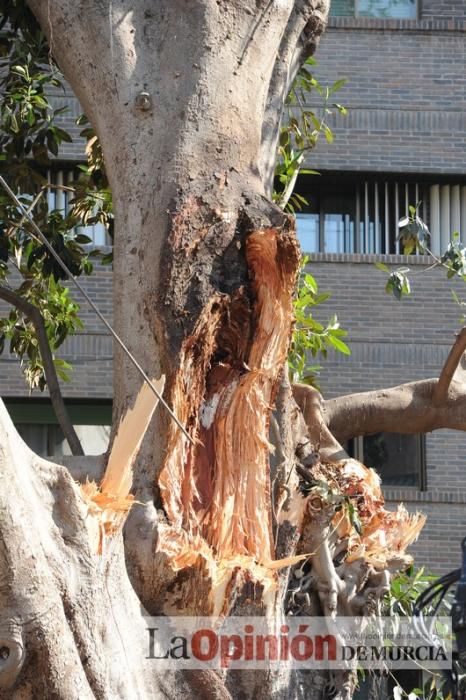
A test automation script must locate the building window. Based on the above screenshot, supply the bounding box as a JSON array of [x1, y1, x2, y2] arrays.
[[5, 399, 112, 457], [295, 173, 466, 256], [46, 167, 110, 247], [348, 432, 426, 488], [331, 0, 417, 19]]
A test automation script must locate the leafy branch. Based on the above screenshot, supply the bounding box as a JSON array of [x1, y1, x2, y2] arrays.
[[376, 203, 466, 303], [289, 256, 350, 386], [274, 57, 347, 213]]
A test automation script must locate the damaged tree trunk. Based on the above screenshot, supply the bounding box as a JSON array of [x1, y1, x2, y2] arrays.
[[0, 1, 424, 698], [26, 0, 330, 615]]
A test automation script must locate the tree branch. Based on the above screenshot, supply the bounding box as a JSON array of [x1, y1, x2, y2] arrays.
[[308, 330, 466, 444], [0, 285, 84, 456], [292, 383, 347, 460], [320, 377, 466, 444], [432, 326, 466, 406]]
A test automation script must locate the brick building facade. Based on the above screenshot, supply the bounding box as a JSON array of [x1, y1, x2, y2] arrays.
[[1, 0, 466, 575], [297, 0, 466, 576]]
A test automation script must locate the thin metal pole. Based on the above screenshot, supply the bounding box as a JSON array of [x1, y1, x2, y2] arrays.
[[0, 175, 194, 445]]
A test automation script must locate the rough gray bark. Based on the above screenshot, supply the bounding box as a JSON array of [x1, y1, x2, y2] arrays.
[[0, 399, 193, 699]]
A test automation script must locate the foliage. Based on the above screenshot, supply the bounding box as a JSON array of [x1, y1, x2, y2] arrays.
[[274, 56, 347, 212], [0, 21, 113, 390], [376, 203, 466, 302], [375, 261, 411, 301], [274, 59, 350, 384], [0, 34, 69, 174], [289, 255, 350, 385], [73, 114, 113, 252], [388, 566, 452, 616], [393, 680, 452, 700], [387, 567, 453, 700], [0, 281, 81, 387]]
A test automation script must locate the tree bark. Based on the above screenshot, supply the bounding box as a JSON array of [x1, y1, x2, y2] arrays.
[[0, 2, 426, 698], [3, 1, 331, 697], [0, 398, 189, 699]]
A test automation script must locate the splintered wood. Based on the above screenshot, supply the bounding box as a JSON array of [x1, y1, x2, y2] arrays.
[[285, 458, 425, 572], [79, 223, 424, 616], [334, 459, 426, 569], [80, 377, 165, 554], [158, 227, 302, 614]]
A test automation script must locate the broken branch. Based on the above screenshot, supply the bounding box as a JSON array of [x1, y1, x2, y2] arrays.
[[292, 383, 347, 461]]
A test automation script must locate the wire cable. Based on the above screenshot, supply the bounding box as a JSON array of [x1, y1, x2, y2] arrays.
[[0, 175, 194, 445]]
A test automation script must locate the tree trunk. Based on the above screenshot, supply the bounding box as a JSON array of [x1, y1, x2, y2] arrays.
[[0, 2, 424, 698]]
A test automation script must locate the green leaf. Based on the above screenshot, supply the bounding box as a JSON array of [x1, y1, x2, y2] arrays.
[[348, 501, 362, 535], [46, 131, 58, 156], [74, 234, 93, 244], [323, 125, 334, 144], [375, 261, 390, 273], [327, 334, 351, 355], [333, 103, 348, 115], [279, 129, 289, 147], [330, 78, 347, 93]]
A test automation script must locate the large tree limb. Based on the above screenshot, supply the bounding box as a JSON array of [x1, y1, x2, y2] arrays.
[[294, 329, 466, 447], [321, 329, 466, 444], [321, 378, 466, 445], [0, 285, 84, 456]]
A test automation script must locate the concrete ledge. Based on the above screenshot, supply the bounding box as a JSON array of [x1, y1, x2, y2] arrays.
[[328, 16, 466, 33], [308, 252, 434, 265], [58, 454, 106, 482], [384, 487, 466, 504]]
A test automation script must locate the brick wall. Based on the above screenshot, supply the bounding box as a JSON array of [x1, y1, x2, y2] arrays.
[[421, 0, 466, 21], [307, 15, 466, 173]]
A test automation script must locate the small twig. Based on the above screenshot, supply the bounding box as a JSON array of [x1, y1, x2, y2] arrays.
[[432, 327, 466, 407], [44, 183, 76, 193], [0, 285, 84, 455], [277, 165, 300, 211]]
